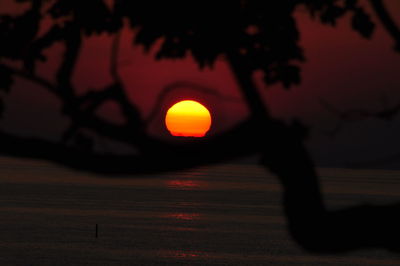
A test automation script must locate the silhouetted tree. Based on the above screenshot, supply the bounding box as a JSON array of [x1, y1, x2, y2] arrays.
[[1, 0, 400, 252]]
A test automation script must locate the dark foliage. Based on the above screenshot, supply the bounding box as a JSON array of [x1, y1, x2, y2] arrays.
[[1, 0, 400, 253]]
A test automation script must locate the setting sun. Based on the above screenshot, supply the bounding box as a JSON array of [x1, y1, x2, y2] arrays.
[[165, 100, 212, 137]]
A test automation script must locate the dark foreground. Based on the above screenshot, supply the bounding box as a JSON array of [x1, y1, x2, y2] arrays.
[[0, 157, 400, 265]]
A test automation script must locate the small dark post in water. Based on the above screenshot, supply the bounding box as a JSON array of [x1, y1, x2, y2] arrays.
[[96, 224, 98, 238]]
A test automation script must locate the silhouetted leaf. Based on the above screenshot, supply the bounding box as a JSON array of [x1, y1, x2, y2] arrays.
[[0, 1, 40, 60], [0, 0, 379, 91], [23, 25, 66, 73], [320, 5, 346, 26], [134, 28, 163, 52], [126, 1, 324, 86], [49, 0, 120, 35], [264, 64, 301, 88], [352, 8, 375, 39]]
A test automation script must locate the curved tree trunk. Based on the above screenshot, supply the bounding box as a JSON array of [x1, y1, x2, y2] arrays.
[[227, 50, 400, 253], [226, 51, 269, 120]]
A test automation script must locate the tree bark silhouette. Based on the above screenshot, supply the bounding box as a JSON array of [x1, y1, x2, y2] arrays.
[[227, 48, 400, 253], [370, 0, 400, 52]]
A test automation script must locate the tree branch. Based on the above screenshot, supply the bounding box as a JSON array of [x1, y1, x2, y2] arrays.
[[24, 24, 67, 73], [107, 31, 144, 129], [0, 117, 261, 174], [59, 30, 143, 143], [318, 97, 400, 136], [0, 63, 59, 96], [227, 50, 270, 121], [56, 22, 82, 100], [61, 85, 119, 143], [370, 0, 400, 52], [146, 81, 242, 124], [110, 30, 122, 83]]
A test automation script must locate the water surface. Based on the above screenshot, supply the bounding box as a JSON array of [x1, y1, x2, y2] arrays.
[[1, 158, 400, 265]]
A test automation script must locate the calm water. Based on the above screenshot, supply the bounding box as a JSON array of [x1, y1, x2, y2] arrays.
[[1, 157, 400, 265]]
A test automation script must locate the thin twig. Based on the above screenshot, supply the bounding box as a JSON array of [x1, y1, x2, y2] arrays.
[[110, 30, 122, 83], [0, 63, 58, 96], [56, 22, 82, 99], [318, 95, 400, 137]]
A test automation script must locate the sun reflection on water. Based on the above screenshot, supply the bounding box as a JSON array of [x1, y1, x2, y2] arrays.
[[163, 212, 200, 221], [165, 171, 209, 190], [158, 250, 209, 260], [166, 180, 206, 190], [161, 171, 205, 234]]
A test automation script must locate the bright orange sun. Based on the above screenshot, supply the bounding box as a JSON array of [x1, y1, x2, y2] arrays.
[[165, 100, 212, 137]]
